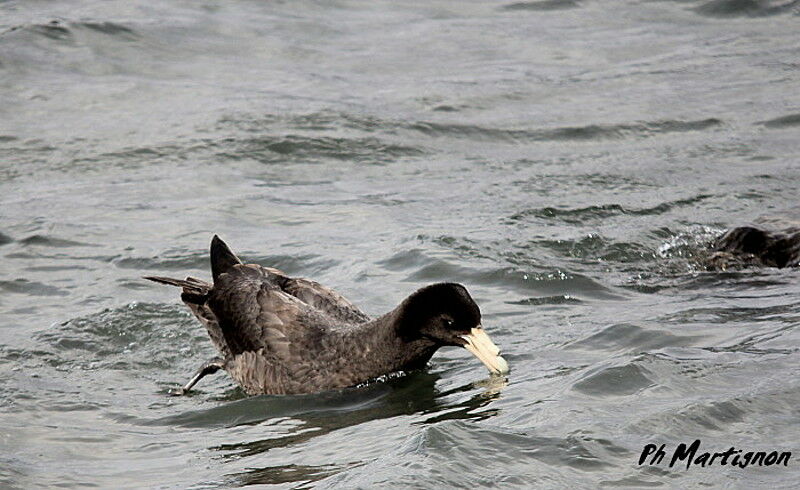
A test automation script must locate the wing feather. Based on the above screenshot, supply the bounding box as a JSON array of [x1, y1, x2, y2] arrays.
[[281, 277, 370, 324], [207, 264, 344, 357]]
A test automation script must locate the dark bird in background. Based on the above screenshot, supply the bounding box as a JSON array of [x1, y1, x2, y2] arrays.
[[145, 236, 508, 395]]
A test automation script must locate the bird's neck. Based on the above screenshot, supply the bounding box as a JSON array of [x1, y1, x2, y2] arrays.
[[330, 309, 439, 381]]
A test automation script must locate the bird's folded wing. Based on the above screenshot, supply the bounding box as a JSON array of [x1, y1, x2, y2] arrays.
[[207, 264, 330, 358], [280, 277, 370, 324]]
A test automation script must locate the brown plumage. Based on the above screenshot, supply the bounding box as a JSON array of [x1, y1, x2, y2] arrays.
[[145, 235, 508, 396], [709, 225, 800, 269]]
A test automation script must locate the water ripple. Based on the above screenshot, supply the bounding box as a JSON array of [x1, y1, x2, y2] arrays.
[[761, 112, 800, 128], [695, 0, 800, 17], [405, 118, 723, 143], [501, 0, 582, 11], [511, 195, 713, 225]]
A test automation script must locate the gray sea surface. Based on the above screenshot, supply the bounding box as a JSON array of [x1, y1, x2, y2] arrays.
[[2, 0, 800, 488]]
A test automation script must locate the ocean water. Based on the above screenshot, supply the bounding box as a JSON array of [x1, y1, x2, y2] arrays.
[[2, 0, 800, 487]]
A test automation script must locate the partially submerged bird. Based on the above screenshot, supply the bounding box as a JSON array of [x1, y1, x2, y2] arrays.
[[145, 236, 508, 395], [708, 225, 800, 270]]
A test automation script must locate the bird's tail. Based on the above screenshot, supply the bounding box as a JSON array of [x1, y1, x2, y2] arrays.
[[143, 275, 211, 304], [210, 235, 242, 282]]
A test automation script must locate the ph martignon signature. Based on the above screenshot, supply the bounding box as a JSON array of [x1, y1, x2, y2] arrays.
[[639, 440, 791, 469]]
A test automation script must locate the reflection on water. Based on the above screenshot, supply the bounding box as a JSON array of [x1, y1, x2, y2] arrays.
[[141, 373, 505, 486], [207, 373, 506, 484], [234, 462, 358, 488]]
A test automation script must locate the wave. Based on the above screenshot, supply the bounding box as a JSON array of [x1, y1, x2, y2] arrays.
[[761, 113, 800, 128], [405, 118, 723, 143], [510, 195, 713, 224], [2, 19, 140, 42], [222, 111, 723, 145], [572, 362, 655, 397], [0, 278, 68, 297], [220, 135, 425, 164], [325, 421, 624, 487], [378, 249, 624, 300], [694, 0, 800, 17], [534, 234, 655, 263], [19, 234, 94, 248], [500, 0, 582, 11], [567, 323, 702, 353]]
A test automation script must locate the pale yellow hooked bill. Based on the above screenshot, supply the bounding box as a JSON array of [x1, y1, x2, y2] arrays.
[[461, 327, 509, 375]]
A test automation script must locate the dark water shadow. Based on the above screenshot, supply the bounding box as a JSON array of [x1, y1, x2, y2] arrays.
[[403, 118, 722, 143], [694, 0, 800, 17], [232, 461, 361, 487], [760, 113, 800, 129], [501, 0, 582, 11], [512, 194, 713, 225]]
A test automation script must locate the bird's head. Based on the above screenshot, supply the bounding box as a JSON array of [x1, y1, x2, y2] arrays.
[[397, 283, 509, 375]]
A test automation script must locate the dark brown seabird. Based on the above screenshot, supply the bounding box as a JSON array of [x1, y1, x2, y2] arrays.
[[145, 236, 509, 395]]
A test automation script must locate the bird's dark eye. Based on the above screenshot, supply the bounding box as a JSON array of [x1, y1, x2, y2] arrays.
[[445, 319, 454, 328]]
